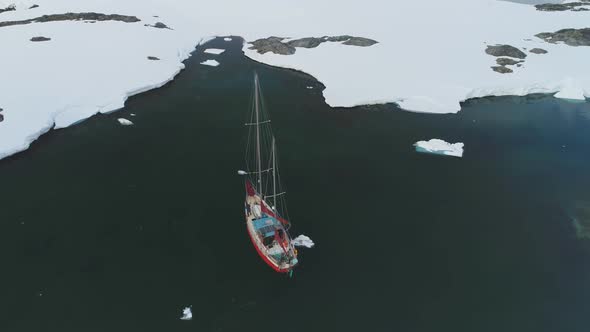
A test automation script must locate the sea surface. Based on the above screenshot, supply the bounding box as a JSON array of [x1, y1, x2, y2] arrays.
[[1, 37, 590, 332]]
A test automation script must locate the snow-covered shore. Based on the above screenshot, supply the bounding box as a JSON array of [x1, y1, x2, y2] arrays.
[[0, 0, 589, 160]]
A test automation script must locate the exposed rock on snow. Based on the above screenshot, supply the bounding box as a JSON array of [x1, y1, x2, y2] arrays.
[[0, 12, 140, 28], [293, 235, 315, 248], [145, 21, 170, 29], [180, 306, 192, 321], [536, 28, 590, 46], [203, 48, 225, 55], [250, 35, 378, 55], [29, 4, 39, 9], [147, 56, 160, 60], [414, 139, 464, 157], [249, 36, 295, 55], [0, 4, 15, 14], [496, 57, 522, 66], [200, 59, 219, 67], [535, 2, 590, 12], [0, 108, 4, 122], [529, 47, 548, 54], [117, 118, 133, 125], [30, 36, 50, 41], [485, 44, 527, 59], [491, 65, 513, 74]]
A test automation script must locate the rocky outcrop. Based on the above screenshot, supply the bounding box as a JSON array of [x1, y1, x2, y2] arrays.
[[0, 107, 3, 122], [535, 1, 590, 12], [0, 12, 140, 28], [249, 37, 296, 55], [491, 66, 513, 74], [30, 36, 50, 42], [145, 22, 171, 29], [0, 4, 15, 15], [536, 28, 590, 47], [147, 56, 160, 60], [29, 4, 39, 9], [250, 35, 378, 55], [485, 44, 527, 59], [496, 58, 521, 66], [529, 48, 548, 54]]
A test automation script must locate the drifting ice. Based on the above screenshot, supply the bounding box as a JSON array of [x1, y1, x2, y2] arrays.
[[117, 118, 134, 126], [203, 48, 225, 55], [200, 59, 219, 67], [180, 307, 192, 321], [223, 37, 232, 41], [293, 235, 315, 248], [414, 139, 464, 157]]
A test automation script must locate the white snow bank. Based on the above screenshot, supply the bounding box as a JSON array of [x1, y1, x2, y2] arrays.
[[0, 0, 589, 160], [414, 139, 464, 157], [203, 48, 225, 55], [292, 234, 315, 248], [180, 307, 192, 321], [117, 118, 134, 126], [200, 59, 219, 67]]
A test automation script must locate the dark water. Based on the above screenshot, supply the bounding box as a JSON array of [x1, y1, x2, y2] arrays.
[[1, 37, 590, 332]]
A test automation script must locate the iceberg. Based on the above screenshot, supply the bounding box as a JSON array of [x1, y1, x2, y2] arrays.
[[203, 48, 225, 55], [200, 59, 219, 67], [180, 306, 192, 321], [117, 118, 134, 126], [414, 139, 464, 157], [292, 234, 315, 248]]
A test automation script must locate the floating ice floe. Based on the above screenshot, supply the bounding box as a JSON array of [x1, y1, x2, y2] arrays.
[[200, 59, 219, 67], [130, 113, 136, 116], [306, 86, 313, 89], [203, 48, 225, 55], [180, 306, 192, 321], [223, 37, 232, 42], [292, 234, 315, 248], [414, 139, 464, 157], [117, 118, 134, 126]]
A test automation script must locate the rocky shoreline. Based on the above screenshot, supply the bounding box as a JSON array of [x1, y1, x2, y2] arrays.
[[249, 35, 378, 55], [535, 1, 590, 12], [536, 28, 590, 47], [0, 12, 140, 29]]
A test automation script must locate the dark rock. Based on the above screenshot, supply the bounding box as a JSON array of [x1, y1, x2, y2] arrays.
[[0, 12, 140, 28], [287, 37, 323, 48], [145, 21, 171, 29], [529, 48, 548, 54], [343, 37, 378, 46], [536, 1, 590, 12], [496, 57, 521, 66], [491, 65, 513, 74], [29, 4, 39, 9], [0, 4, 15, 15], [249, 37, 296, 55], [147, 56, 160, 60], [325, 35, 353, 42], [536, 28, 590, 47], [30, 36, 50, 42], [485, 44, 527, 59], [0, 113, 3, 122]]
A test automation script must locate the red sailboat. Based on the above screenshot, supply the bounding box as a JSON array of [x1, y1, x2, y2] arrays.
[[240, 73, 298, 273]]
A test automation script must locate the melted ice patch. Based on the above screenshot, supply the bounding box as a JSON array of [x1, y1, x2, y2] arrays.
[[180, 306, 192, 321], [293, 234, 315, 248], [414, 139, 464, 157], [117, 118, 133, 126], [203, 48, 225, 55], [200, 59, 219, 67]]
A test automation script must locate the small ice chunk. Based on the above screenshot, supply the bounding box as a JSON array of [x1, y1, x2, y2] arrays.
[[223, 37, 232, 41], [414, 139, 463, 157], [203, 48, 225, 55], [306, 86, 313, 89], [292, 234, 315, 248], [117, 118, 134, 126], [180, 307, 192, 321], [130, 113, 136, 117], [200, 59, 219, 67]]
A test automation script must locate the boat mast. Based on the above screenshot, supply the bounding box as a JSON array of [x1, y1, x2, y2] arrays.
[[272, 137, 277, 210], [254, 73, 262, 193]]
